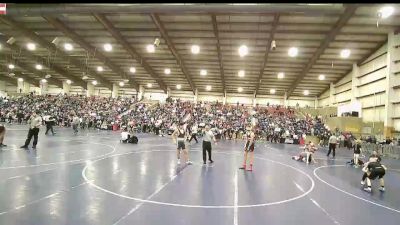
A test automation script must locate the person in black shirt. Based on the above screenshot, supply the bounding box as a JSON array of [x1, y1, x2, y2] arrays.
[[0, 124, 7, 148], [361, 161, 386, 193]]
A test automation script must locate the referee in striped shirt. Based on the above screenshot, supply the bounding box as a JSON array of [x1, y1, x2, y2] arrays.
[[202, 125, 217, 165]]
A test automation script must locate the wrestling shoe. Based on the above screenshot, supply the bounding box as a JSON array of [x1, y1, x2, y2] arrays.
[[239, 165, 246, 170], [186, 160, 193, 165], [20, 145, 28, 149], [177, 159, 181, 165], [246, 165, 253, 171], [361, 181, 365, 186], [209, 160, 214, 164], [379, 187, 385, 192], [363, 187, 372, 193], [0, 143, 7, 147]]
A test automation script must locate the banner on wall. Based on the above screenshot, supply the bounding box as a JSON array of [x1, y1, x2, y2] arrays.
[[337, 101, 362, 117]]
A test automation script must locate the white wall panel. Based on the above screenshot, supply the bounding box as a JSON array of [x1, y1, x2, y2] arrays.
[[336, 90, 351, 103], [357, 79, 386, 97]]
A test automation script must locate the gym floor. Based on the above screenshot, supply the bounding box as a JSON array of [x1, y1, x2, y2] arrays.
[[0, 125, 399, 225]]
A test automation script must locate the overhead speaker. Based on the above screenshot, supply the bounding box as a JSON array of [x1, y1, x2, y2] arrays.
[[7, 37, 16, 44]]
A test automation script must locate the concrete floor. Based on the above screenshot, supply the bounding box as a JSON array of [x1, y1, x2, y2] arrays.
[[0, 125, 399, 225]]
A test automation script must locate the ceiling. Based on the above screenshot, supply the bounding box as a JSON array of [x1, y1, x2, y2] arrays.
[[0, 4, 399, 97]]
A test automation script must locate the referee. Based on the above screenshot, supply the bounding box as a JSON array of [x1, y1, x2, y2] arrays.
[[327, 133, 337, 158], [202, 125, 217, 165], [20, 110, 42, 149]]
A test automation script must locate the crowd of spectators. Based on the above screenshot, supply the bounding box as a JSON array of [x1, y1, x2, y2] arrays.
[[1, 94, 332, 144], [0, 93, 136, 130]]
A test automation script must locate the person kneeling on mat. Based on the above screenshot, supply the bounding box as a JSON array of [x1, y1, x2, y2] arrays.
[[292, 141, 317, 164], [121, 128, 130, 143], [361, 160, 387, 193]]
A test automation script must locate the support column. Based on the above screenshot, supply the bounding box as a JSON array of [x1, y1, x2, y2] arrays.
[[223, 90, 227, 105], [283, 92, 288, 107], [314, 96, 318, 109], [384, 31, 397, 138], [137, 85, 145, 101], [112, 83, 120, 98], [351, 63, 359, 103], [253, 91, 257, 107], [39, 81, 48, 95], [62, 81, 71, 95], [194, 89, 198, 103], [167, 87, 171, 98], [87, 82, 95, 97], [329, 82, 335, 106], [23, 82, 30, 93], [0, 81, 6, 97], [17, 80, 24, 94]]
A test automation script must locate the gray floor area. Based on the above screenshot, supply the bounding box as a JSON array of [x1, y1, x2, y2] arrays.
[[0, 125, 400, 225]]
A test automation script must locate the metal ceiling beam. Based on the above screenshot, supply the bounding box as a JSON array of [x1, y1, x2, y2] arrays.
[[43, 16, 139, 91], [0, 16, 111, 90], [7, 4, 344, 16], [319, 40, 389, 97], [255, 13, 280, 97], [0, 40, 72, 88], [93, 13, 167, 93], [211, 14, 226, 95], [0, 62, 61, 87], [286, 5, 358, 98], [150, 13, 196, 94]]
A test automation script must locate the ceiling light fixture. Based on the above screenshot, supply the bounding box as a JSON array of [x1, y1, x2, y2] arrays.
[[238, 45, 248, 57], [147, 83, 152, 88], [66, 80, 72, 84], [288, 47, 298, 57], [270, 89, 276, 94], [378, 6, 394, 19], [164, 68, 171, 75], [191, 45, 200, 54], [103, 43, 112, 52], [238, 70, 245, 77], [238, 87, 243, 92], [304, 90, 309, 96], [64, 43, 73, 51], [97, 66, 103, 72], [27, 43, 36, 51], [35, 64, 43, 70], [8, 64, 15, 69], [147, 44, 155, 53], [200, 69, 207, 76], [176, 84, 181, 90], [129, 67, 136, 73], [119, 81, 125, 87], [277, 72, 285, 79], [92, 80, 97, 85], [340, 49, 351, 58], [319, 74, 325, 80], [206, 85, 212, 91]]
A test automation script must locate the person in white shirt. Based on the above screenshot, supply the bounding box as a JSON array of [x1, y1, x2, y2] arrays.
[[121, 128, 130, 143], [327, 134, 338, 158], [202, 125, 217, 165], [20, 110, 42, 149], [189, 124, 199, 143]]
